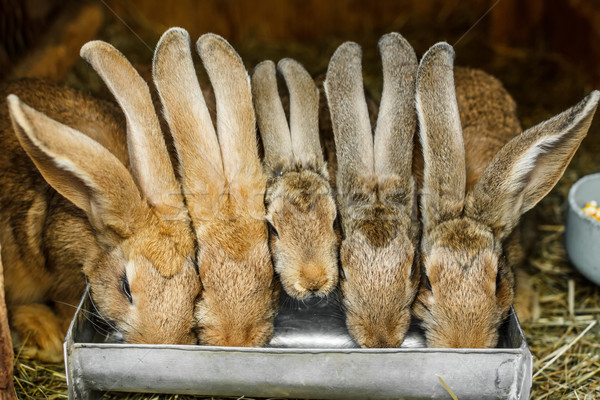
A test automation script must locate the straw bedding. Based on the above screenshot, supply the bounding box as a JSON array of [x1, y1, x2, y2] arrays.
[[13, 4, 600, 399]]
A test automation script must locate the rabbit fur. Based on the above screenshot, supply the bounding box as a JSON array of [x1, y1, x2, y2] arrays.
[[2, 59, 201, 362], [153, 29, 279, 347], [251, 59, 339, 300], [412, 42, 599, 347], [324, 33, 421, 348]]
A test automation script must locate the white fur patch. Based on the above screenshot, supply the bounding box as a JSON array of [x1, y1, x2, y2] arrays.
[[125, 259, 137, 303], [507, 135, 562, 195], [415, 92, 430, 218]]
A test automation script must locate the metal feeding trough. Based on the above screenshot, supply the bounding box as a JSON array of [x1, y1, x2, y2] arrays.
[[65, 286, 532, 399]]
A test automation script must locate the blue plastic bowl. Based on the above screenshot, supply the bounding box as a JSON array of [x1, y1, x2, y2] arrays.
[[565, 173, 600, 286]]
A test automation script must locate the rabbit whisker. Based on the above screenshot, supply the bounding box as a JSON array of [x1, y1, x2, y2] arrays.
[[53, 300, 113, 336], [80, 310, 114, 337], [86, 291, 121, 334]]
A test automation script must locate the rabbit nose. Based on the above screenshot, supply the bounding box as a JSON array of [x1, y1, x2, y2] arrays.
[[299, 263, 328, 291], [369, 336, 396, 348], [361, 330, 401, 348]]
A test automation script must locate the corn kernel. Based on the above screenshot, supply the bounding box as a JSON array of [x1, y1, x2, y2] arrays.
[[582, 201, 600, 221]]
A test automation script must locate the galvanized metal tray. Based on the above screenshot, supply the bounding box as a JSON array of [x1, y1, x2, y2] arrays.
[[65, 286, 532, 399]]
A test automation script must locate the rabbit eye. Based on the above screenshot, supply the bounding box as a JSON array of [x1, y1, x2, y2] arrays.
[[121, 274, 133, 304], [267, 221, 279, 239]]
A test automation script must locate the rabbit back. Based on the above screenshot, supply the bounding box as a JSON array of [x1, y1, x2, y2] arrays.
[[0, 78, 127, 361], [0, 78, 128, 306]]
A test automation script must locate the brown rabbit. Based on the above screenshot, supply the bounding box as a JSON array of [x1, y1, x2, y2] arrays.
[[1, 34, 205, 361], [324, 33, 421, 348], [152, 29, 279, 347], [251, 58, 339, 300], [412, 42, 599, 348]]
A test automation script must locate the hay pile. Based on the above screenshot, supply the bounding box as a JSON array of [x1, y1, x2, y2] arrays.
[[13, 3, 600, 399]]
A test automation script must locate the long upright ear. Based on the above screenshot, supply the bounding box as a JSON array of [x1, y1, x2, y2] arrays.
[[80, 40, 184, 218], [373, 32, 417, 196], [466, 91, 600, 238], [324, 42, 374, 191], [251, 60, 294, 172], [8, 95, 144, 237], [278, 58, 324, 169], [416, 42, 465, 230], [196, 34, 265, 213], [153, 28, 225, 222]]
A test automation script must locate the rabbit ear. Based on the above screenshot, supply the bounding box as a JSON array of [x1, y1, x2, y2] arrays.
[[324, 42, 374, 189], [196, 34, 264, 210], [8, 95, 144, 236], [466, 91, 600, 238], [278, 58, 324, 168], [153, 28, 226, 222], [80, 40, 184, 219], [416, 42, 465, 230], [373, 32, 417, 180], [251, 60, 294, 172]]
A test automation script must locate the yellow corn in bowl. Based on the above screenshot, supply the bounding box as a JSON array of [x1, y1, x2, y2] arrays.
[[565, 173, 600, 286]]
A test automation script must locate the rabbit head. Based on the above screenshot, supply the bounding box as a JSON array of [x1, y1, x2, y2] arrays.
[[324, 33, 420, 348], [252, 58, 339, 300], [7, 38, 204, 344], [153, 29, 278, 347], [413, 42, 599, 348]]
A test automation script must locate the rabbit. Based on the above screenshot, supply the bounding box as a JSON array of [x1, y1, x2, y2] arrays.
[[152, 29, 279, 347], [1, 33, 205, 361], [323, 33, 421, 348], [412, 42, 599, 348], [251, 58, 339, 300]]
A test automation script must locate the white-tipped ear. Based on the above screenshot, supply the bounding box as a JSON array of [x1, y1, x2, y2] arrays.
[[372, 33, 418, 224], [278, 58, 323, 168], [81, 40, 183, 218], [373, 32, 417, 179], [153, 27, 226, 223], [8, 95, 144, 236], [416, 42, 466, 229], [466, 90, 600, 237], [324, 41, 374, 191], [196, 34, 263, 190], [252, 60, 294, 172]]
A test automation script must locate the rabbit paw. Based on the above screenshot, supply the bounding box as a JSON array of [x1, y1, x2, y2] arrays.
[[10, 303, 66, 363]]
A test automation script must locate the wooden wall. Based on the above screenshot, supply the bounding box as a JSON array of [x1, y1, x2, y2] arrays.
[[3, 0, 600, 85], [102, 0, 600, 85]]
